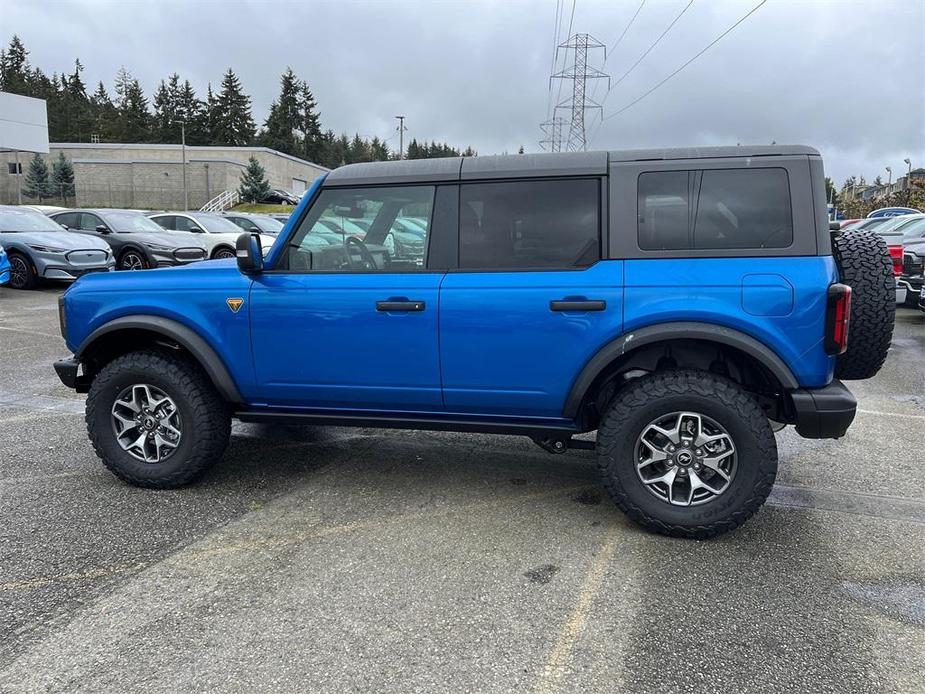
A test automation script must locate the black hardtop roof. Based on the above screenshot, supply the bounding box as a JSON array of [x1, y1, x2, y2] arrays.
[[323, 145, 821, 187]]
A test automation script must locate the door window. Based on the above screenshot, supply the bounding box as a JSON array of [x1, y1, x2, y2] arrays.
[[54, 212, 79, 229], [282, 186, 435, 272], [458, 179, 600, 269], [78, 213, 103, 231], [174, 216, 198, 232], [152, 215, 175, 230]]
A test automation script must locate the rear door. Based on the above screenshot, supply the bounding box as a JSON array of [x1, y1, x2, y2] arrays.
[[439, 177, 623, 418], [249, 184, 453, 410]]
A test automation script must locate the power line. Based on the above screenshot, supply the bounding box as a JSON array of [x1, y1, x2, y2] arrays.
[[551, 33, 609, 151], [601, 0, 767, 122], [588, 0, 646, 110], [553, 0, 578, 122], [545, 0, 564, 120]]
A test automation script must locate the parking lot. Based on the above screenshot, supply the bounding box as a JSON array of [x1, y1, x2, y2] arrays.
[[0, 285, 922, 693]]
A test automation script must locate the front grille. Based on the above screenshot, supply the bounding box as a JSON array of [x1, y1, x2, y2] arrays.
[[65, 249, 109, 266], [174, 247, 207, 262], [904, 253, 924, 276], [73, 267, 110, 278]]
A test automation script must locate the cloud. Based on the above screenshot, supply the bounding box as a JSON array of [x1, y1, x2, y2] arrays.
[[4, 0, 923, 182]]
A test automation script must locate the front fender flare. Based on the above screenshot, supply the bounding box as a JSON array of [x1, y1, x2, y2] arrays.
[[562, 321, 800, 419], [76, 315, 243, 403]]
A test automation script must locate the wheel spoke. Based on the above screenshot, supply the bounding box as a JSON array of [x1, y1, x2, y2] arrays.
[[701, 452, 733, 481], [111, 383, 182, 464], [638, 438, 669, 467]]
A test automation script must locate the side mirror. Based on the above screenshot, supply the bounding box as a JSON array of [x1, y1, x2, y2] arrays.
[[248, 225, 261, 233], [95, 225, 111, 234], [829, 221, 841, 231], [236, 232, 263, 273]]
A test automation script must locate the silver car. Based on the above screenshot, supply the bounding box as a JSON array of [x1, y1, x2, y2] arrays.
[[0, 205, 114, 290], [148, 212, 276, 259]]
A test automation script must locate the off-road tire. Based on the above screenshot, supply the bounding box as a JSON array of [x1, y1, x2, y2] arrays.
[[832, 229, 894, 380], [597, 370, 777, 539], [86, 350, 230, 488], [8, 252, 37, 290]]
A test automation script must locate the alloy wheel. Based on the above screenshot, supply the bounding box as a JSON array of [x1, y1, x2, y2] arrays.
[[9, 256, 28, 288], [635, 411, 737, 506], [110, 384, 182, 463], [214, 248, 235, 260], [121, 252, 145, 270]]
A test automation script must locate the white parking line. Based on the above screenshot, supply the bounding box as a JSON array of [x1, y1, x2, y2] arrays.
[[0, 325, 63, 340], [0, 411, 81, 425]]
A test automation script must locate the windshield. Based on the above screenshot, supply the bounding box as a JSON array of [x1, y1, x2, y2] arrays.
[[249, 216, 284, 233], [874, 216, 918, 234], [105, 211, 168, 233], [900, 218, 925, 240], [192, 214, 247, 234], [0, 208, 65, 232]]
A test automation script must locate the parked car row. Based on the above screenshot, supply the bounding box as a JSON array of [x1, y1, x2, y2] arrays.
[[0, 205, 284, 290], [839, 212, 925, 308]]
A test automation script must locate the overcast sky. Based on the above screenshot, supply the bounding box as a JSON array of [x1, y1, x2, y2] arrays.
[[3, 0, 924, 183]]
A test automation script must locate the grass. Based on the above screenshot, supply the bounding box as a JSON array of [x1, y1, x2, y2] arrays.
[[230, 203, 296, 214]]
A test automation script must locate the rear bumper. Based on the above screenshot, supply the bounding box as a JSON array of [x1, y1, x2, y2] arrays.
[[789, 380, 857, 439]]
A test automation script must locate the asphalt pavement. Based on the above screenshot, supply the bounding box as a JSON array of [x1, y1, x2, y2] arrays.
[[0, 285, 923, 693]]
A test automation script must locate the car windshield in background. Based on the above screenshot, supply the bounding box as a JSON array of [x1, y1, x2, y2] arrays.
[[0, 209, 66, 232], [899, 218, 925, 240], [104, 211, 169, 233], [193, 215, 247, 233], [250, 217, 284, 233]]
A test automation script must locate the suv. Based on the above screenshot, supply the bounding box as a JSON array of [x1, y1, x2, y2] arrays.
[[148, 211, 276, 259], [53, 147, 895, 539]]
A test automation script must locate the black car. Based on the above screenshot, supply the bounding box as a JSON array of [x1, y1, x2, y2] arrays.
[[50, 209, 208, 270], [223, 212, 285, 236], [259, 189, 300, 205]]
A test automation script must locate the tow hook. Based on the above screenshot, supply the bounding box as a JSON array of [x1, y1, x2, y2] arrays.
[[531, 436, 595, 454]]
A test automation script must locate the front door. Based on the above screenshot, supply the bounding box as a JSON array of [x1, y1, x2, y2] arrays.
[[250, 183, 445, 411], [439, 178, 623, 418]]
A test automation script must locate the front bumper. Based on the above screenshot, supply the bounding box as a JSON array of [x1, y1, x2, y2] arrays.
[[789, 380, 857, 439], [54, 357, 91, 392], [43, 265, 114, 280]]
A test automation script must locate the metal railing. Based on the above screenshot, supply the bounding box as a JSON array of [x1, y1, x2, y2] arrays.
[[200, 189, 239, 212]]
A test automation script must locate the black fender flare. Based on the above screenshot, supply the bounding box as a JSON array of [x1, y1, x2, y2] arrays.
[[562, 321, 799, 419], [117, 244, 151, 265], [76, 315, 243, 403]]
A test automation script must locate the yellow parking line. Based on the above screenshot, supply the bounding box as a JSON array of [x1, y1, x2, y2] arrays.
[[534, 526, 622, 694]]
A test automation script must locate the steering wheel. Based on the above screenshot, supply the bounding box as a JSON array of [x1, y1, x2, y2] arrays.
[[345, 236, 377, 269]]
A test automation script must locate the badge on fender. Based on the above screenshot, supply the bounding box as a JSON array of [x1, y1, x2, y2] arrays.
[[226, 298, 244, 313]]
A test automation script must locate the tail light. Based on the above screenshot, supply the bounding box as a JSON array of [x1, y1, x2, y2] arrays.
[[888, 245, 903, 277], [825, 283, 851, 355]]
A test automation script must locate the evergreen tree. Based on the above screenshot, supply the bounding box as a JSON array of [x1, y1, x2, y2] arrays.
[[299, 80, 323, 163], [22, 154, 53, 200], [113, 67, 151, 142], [0, 35, 31, 94], [152, 73, 183, 143], [238, 156, 270, 203], [205, 83, 220, 144], [51, 152, 76, 204], [89, 81, 117, 141], [259, 68, 301, 155], [461, 146, 477, 157], [178, 80, 209, 145], [369, 136, 389, 162], [348, 133, 371, 163], [212, 69, 255, 146], [61, 59, 91, 141]]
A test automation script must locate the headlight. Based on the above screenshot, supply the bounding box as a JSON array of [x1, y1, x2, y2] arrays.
[[28, 244, 67, 253], [147, 243, 174, 252]]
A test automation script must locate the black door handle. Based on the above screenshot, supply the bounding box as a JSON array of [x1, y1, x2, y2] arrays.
[[377, 300, 425, 312], [550, 300, 606, 312]]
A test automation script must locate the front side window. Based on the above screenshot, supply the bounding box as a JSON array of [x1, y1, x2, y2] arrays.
[[173, 216, 197, 232], [282, 185, 434, 272], [78, 213, 103, 231], [458, 179, 600, 269], [638, 168, 793, 251]]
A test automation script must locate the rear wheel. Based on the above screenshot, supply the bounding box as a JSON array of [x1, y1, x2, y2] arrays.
[[86, 350, 230, 488], [7, 252, 37, 290], [597, 370, 777, 539], [832, 230, 894, 379]]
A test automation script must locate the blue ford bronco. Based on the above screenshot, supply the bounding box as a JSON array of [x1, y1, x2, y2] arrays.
[[54, 146, 895, 538]]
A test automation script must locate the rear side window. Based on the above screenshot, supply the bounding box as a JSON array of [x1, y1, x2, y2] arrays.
[[459, 179, 600, 269], [638, 168, 793, 250]]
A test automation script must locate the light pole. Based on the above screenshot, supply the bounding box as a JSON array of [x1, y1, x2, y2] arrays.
[[181, 122, 189, 211], [885, 166, 891, 187], [904, 158, 912, 188], [395, 115, 407, 160]]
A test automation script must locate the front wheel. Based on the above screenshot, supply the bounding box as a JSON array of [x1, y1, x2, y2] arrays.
[[597, 370, 777, 539], [212, 246, 235, 260], [7, 252, 37, 289], [86, 350, 231, 488], [119, 249, 148, 271]]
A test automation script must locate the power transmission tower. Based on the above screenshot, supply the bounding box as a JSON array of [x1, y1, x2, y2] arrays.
[[539, 117, 567, 152], [550, 34, 609, 151]]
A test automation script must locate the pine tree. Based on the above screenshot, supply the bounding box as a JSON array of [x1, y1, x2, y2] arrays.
[[113, 67, 151, 142], [205, 83, 220, 144], [259, 68, 301, 155], [348, 134, 371, 163], [238, 156, 271, 203], [89, 81, 117, 141], [152, 73, 183, 143], [178, 80, 209, 145], [0, 35, 31, 94], [22, 154, 53, 200], [369, 136, 389, 162], [60, 59, 91, 141], [51, 152, 76, 204], [299, 81, 323, 163], [212, 69, 255, 146]]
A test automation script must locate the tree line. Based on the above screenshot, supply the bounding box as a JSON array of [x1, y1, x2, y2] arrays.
[[0, 35, 477, 169]]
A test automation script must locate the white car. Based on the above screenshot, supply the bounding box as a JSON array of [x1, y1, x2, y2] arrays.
[[148, 211, 276, 259]]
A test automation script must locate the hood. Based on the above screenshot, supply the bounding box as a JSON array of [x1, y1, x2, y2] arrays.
[[115, 231, 206, 249], [2, 231, 111, 251]]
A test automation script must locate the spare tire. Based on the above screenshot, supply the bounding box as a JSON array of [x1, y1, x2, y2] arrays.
[[832, 229, 894, 380]]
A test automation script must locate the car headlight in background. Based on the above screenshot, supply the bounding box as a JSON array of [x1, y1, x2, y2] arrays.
[[28, 244, 67, 253]]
